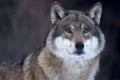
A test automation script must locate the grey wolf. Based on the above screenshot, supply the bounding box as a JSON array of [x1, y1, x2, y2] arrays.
[[0, 1, 105, 80]]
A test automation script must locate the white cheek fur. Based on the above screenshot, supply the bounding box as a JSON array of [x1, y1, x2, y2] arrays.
[[51, 36, 99, 62], [54, 37, 71, 50], [82, 36, 99, 60], [54, 36, 75, 55], [84, 36, 99, 54]]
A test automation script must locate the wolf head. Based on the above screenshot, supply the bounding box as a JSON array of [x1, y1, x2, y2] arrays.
[[47, 1, 105, 61]]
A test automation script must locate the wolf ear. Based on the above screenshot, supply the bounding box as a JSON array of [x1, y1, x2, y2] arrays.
[[89, 2, 102, 25], [51, 1, 65, 24]]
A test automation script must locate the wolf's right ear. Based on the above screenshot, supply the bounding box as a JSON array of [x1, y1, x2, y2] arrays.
[[51, 1, 65, 24]]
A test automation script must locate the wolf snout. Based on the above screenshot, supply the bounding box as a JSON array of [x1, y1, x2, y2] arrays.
[[74, 42, 84, 55], [75, 42, 84, 51]]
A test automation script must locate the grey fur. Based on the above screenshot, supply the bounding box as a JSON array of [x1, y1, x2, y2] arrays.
[[0, 1, 105, 80]]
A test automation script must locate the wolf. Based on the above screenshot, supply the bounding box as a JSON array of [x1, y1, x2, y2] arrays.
[[0, 1, 105, 80]]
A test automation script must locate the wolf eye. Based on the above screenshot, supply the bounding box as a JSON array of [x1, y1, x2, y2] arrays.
[[83, 28, 89, 33], [65, 28, 72, 34]]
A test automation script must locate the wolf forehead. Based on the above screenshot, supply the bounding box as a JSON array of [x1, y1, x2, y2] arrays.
[[52, 10, 100, 37], [62, 10, 94, 25]]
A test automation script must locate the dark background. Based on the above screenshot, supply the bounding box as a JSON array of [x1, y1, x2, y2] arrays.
[[0, 0, 119, 80]]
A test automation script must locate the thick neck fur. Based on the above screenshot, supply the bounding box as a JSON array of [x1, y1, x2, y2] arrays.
[[38, 46, 99, 80]]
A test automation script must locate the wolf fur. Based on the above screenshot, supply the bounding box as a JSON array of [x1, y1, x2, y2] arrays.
[[0, 1, 105, 80]]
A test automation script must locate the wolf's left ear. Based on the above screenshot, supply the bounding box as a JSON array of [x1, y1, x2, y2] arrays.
[[51, 1, 65, 24], [89, 2, 102, 25]]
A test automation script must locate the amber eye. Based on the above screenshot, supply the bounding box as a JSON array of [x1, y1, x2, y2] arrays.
[[83, 28, 89, 33], [65, 28, 72, 33]]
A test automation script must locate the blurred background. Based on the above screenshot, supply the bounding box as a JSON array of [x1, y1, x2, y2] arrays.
[[0, 0, 119, 80]]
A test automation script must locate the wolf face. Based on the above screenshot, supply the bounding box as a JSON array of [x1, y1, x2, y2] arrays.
[[47, 2, 105, 62]]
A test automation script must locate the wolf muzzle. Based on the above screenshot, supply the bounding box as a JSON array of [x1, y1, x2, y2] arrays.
[[75, 42, 84, 55]]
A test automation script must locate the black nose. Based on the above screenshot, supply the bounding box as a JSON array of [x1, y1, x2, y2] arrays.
[[75, 42, 84, 50]]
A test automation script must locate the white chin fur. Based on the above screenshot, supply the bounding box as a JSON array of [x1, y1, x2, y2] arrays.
[[49, 36, 100, 62]]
